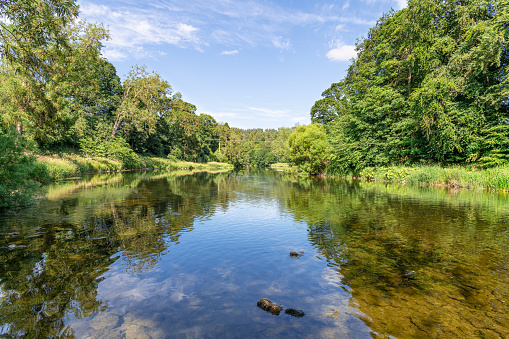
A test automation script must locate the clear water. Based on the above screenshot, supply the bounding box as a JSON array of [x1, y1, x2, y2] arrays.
[[0, 169, 508, 338]]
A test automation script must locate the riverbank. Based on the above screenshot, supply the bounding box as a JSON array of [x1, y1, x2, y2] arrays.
[[271, 163, 509, 191], [33, 152, 233, 182], [357, 165, 509, 191]]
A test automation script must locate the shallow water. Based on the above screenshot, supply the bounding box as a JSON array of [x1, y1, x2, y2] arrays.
[[0, 170, 508, 338]]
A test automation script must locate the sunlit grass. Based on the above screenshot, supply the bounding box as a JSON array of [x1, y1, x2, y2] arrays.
[[357, 165, 509, 191], [32, 153, 234, 181]]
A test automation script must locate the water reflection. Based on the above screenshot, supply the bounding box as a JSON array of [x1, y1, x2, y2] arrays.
[[0, 170, 508, 338], [282, 180, 509, 338]]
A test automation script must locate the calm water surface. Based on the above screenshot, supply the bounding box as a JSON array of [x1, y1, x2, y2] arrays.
[[0, 170, 508, 338]]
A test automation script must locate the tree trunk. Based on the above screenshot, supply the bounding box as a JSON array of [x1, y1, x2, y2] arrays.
[[16, 120, 23, 135]]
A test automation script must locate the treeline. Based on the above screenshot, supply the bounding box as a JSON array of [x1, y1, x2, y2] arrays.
[[0, 1, 214, 163], [306, 0, 509, 175], [0, 1, 298, 207], [0, 1, 293, 165]]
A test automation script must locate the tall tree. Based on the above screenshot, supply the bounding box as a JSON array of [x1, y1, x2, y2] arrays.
[[315, 0, 509, 172], [111, 66, 172, 137]]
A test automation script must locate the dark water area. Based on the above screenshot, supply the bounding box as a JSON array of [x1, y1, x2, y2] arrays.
[[0, 169, 508, 338]]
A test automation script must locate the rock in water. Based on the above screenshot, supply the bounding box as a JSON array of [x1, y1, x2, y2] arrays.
[[285, 308, 305, 317], [257, 298, 284, 315], [289, 250, 304, 258]]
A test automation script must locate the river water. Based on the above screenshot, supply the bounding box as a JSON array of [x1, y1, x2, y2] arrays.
[[0, 169, 508, 338]]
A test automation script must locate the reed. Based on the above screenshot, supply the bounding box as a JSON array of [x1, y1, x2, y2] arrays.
[[358, 165, 509, 191]]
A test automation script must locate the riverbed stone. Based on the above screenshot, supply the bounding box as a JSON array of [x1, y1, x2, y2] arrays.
[[90, 313, 119, 331], [257, 298, 284, 315]]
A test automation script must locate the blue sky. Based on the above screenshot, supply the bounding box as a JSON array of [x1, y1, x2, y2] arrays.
[[78, 0, 407, 129]]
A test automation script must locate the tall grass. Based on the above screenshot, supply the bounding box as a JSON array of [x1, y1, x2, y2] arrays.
[[358, 165, 509, 191], [33, 153, 232, 182]]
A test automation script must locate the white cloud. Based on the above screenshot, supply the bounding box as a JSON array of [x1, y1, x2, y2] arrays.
[[247, 107, 291, 117], [395, 0, 408, 9], [272, 36, 292, 52], [101, 49, 128, 61], [80, 2, 205, 59], [326, 44, 357, 62], [335, 24, 346, 31], [220, 50, 239, 55], [79, 0, 342, 58]]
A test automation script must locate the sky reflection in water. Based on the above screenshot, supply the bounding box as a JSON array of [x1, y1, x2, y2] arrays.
[[0, 170, 508, 338]]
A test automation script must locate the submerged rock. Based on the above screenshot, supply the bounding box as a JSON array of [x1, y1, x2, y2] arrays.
[[8, 244, 27, 250], [289, 251, 304, 258], [257, 298, 284, 315], [285, 308, 305, 317]]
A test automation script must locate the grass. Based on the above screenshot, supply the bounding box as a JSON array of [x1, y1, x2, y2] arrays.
[[357, 165, 509, 191], [32, 152, 232, 182], [270, 163, 299, 175]]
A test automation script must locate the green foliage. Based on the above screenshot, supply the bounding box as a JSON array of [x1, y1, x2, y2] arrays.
[[288, 124, 329, 175], [79, 136, 140, 168], [0, 130, 40, 207], [316, 0, 509, 172], [353, 164, 509, 191], [112, 65, 171, 137]]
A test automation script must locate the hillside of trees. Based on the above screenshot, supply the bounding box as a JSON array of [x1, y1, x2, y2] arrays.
[[311, 0, 509, 175]]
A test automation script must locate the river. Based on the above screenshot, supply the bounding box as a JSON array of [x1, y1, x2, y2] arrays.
[[0, 169, 508, 338]]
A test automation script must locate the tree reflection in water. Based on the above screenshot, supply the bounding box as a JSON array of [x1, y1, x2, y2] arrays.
[[284, 179, 509, 338], [0, 171, 508, 338], [0, 171, 229, 337]]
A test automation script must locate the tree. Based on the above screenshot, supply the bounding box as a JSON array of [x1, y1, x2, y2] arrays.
[[0, 0, 79, 78], [288, 124, 329, 175], [316, 0, 509, 171], [112, 66, 172, 137], [310, 82, 344, 124], [0, 19, 113, 147]]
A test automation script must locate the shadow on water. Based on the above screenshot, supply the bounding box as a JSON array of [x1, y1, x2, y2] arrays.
[[0, 170, 508, 338]]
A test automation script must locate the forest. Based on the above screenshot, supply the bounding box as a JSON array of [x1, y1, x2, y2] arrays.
[[1, 0, 509, 208], [312, 0, 509, 174]]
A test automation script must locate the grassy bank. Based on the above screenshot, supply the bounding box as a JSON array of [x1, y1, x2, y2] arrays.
[[270, 163, 299, 174], [357, 165, 509, 191], [33, 153, 233, 182], [272, 162, 509, 192]]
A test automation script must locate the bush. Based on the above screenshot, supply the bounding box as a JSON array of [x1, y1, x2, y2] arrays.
[[0, 131, 41, 207], [80, 136, 140, 169]]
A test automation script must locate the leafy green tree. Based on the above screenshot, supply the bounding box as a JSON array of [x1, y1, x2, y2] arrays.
[[310, 82, 344, 124], [111, 66, 171, 137], [0, 21, 112, 147], [288, 124, 329, 175], [0, 0, 79, 79], [316, 0, 509, 172]]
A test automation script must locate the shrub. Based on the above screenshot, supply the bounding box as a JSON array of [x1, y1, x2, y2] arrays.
[[0, 131, 41, 207], [79, 136, 140, 169]]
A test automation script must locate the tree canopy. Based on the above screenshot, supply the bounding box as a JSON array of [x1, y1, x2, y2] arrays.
[[314, 0, 509, 173]]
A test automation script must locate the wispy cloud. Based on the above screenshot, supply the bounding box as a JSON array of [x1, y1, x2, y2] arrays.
[[79, 0, 345, 59], [271, 37, 292, 52], [220, 50, 239, 55], [101, 48, 127, 61], [81, 2, 205, 58], [395, 0, 408, 9], [247, 107, 291, 117]]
